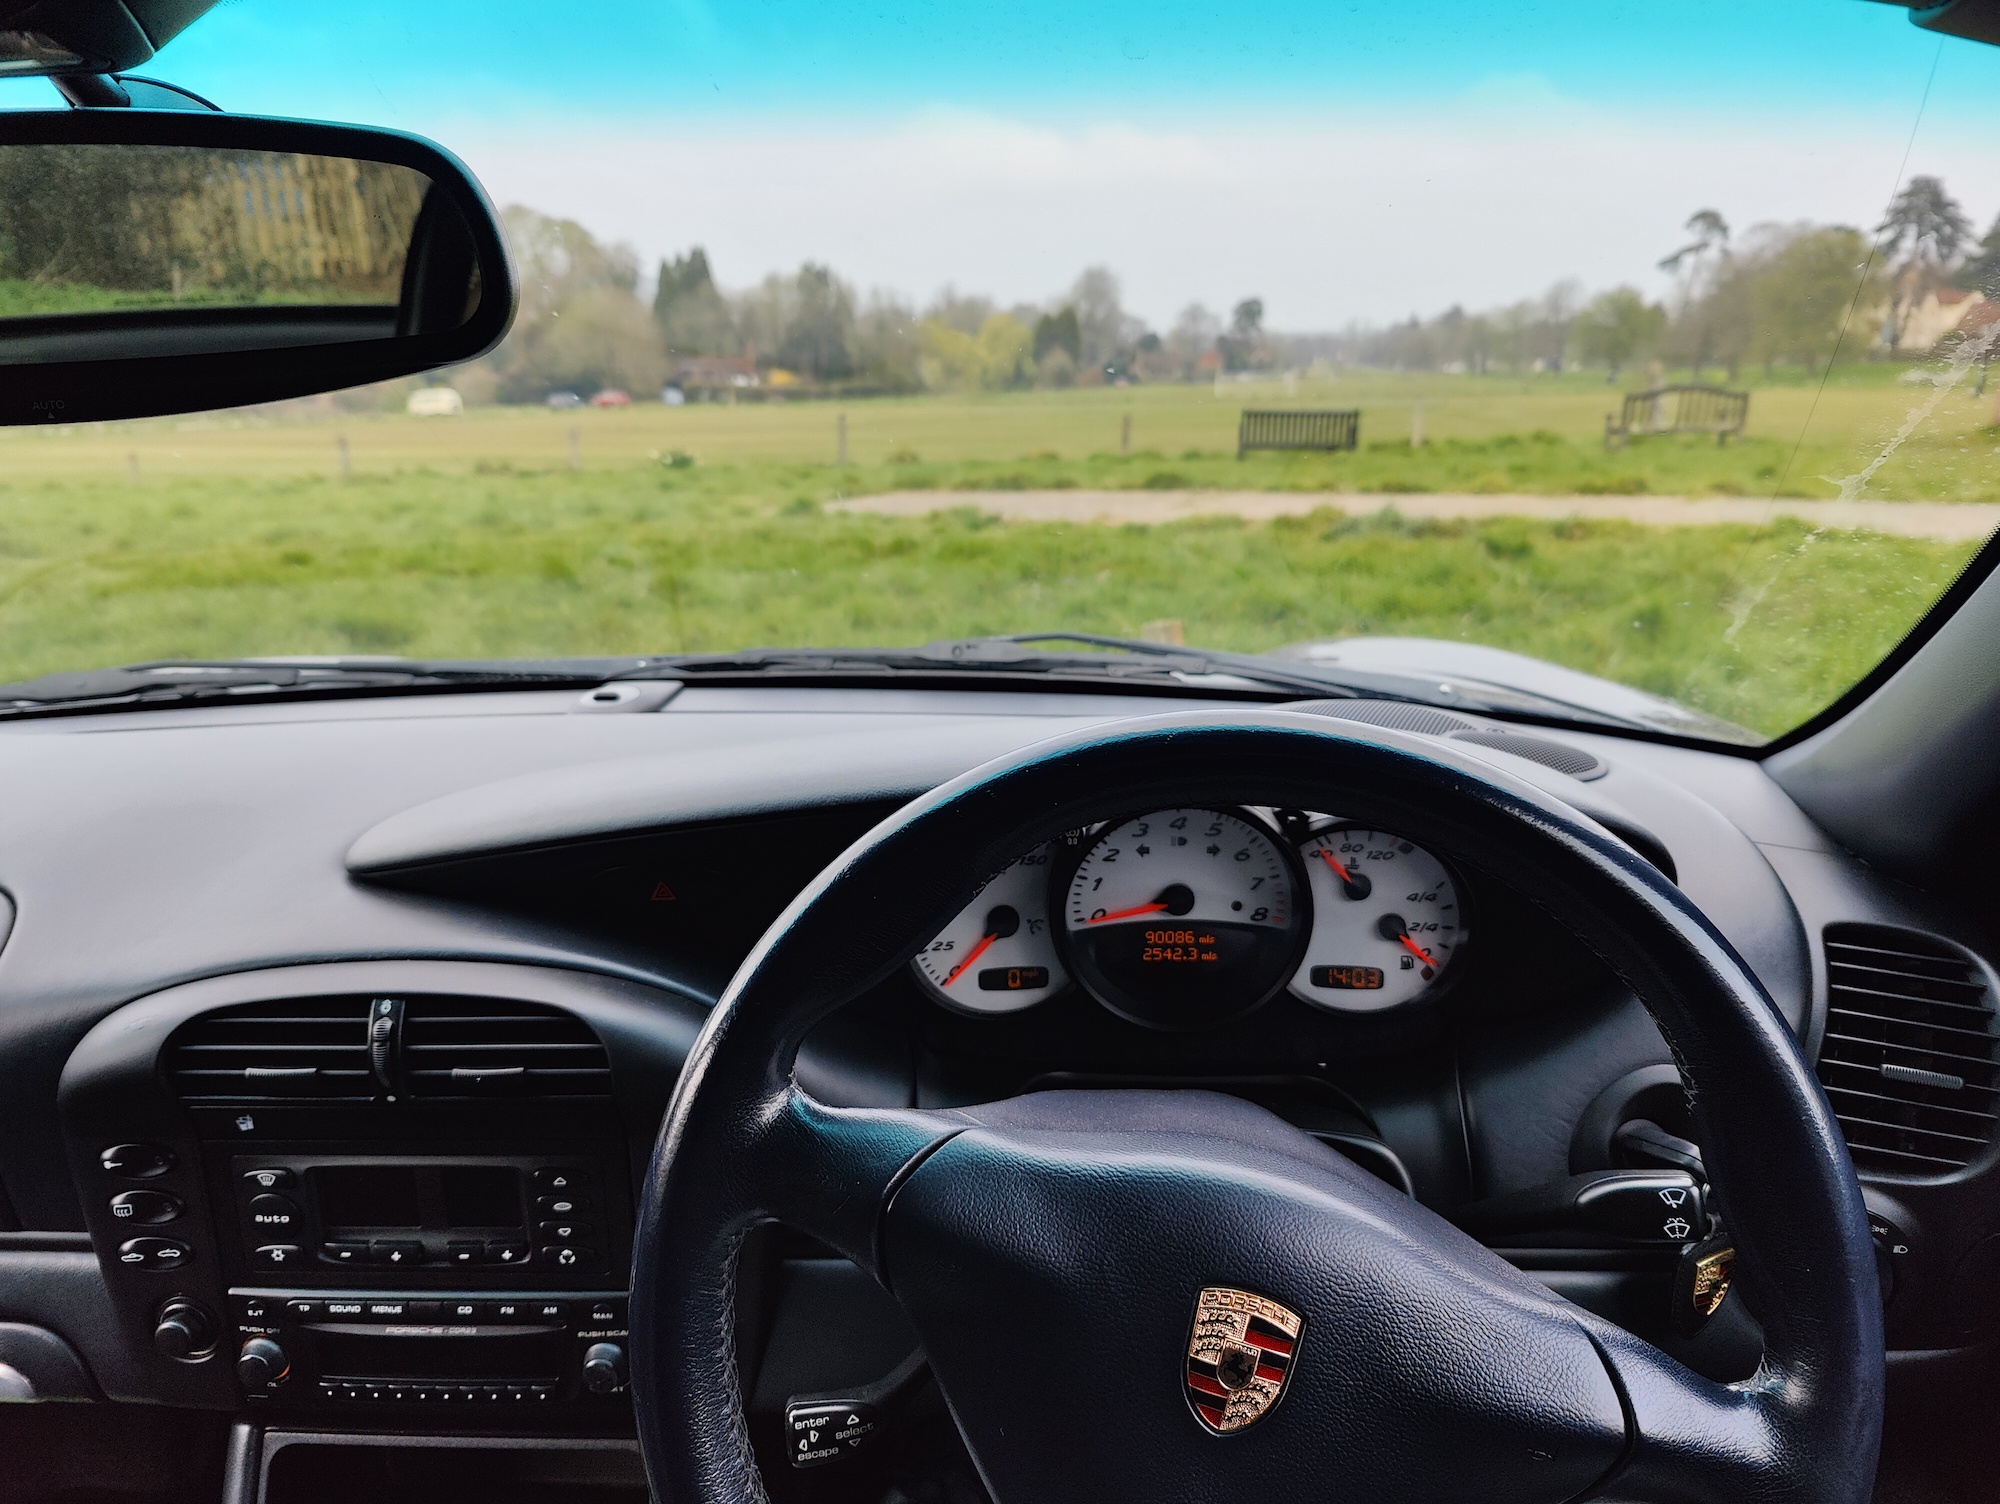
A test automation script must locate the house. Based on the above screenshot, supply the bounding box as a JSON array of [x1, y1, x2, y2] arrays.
[[1895, 286, 1986, 353], [670, 356, 759, 389]]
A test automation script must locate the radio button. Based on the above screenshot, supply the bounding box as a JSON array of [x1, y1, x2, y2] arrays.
[[372, 1240, 424, 1268], [364, 1301, 409, 1318], [241, 1168, 294, 1192], [247, 1193, 300, 1230], [324, 1300, 366, 1317], [530, 1301, 566, 1321], [534, 1194, 591, 1217], [533, 1168, 590, 1190], [487, 1300, 525, 1321], [584, 1301, 621, 1327], [483, 1241, 531, 1266], [444, 1241, 483, 1267], [537, 1220, 594, 1242], [540, 1244, 596, 1271], [248, 1243, 300, 1271], [442, 1299, 481, 1320], [320, 1241, 368, 1266]]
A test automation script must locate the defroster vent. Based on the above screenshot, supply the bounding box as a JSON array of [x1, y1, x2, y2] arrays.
[[1816, 923, 2000, 1176]]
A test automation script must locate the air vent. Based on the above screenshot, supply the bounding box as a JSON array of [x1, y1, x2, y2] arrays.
[[1446, 729, 1606, 781], [1816, 923, 2000, 1176], [1286, 699, 1481, 737], [164, 997, 375, 1102], [401, 997, 611, 1100]]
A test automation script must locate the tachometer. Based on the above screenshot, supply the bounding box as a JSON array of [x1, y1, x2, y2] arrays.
[[1063, 808, 1304, 1029], [912, 844, 1068, 1013], [1290, 827, 1465, 1011]]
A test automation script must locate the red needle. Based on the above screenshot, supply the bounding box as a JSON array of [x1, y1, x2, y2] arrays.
[[944, 931, 999, 986], [1317, 848, 1357, 883], [1397, 933, 1436, 967], [1086, 901, 1169, 924]]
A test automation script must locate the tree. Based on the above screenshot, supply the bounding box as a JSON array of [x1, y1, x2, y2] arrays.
[[1659, 210, 1731, 378], [1878, 175, 1972, 349], [1572, 288, 1665, 381], [1033, 306, 1080, 364], [1751, 226, 1874, 375], [1217, 297, 1268, 371], [652, 247, 736, 358], [479, 206, 663, 402], [1068, 266, 1126, 376], [1165, 303, 1220, 377], [1958, 212, 2000, 296], [775, 263, 855, 380]]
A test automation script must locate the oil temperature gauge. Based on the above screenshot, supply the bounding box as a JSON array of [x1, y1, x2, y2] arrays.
[[912, 844, 1068, 1014], [1290, 827, 1466, 1012]]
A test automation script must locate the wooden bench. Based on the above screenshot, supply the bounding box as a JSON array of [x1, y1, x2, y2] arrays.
[[1238, 409, 1359, 458], [1604, 385, 1749, 449]]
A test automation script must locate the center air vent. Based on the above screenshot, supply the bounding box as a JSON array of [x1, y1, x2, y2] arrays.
[[165, 997, 375, 1102], [402, 997, 612, 1100], [1816, 923, 2000, 1176], [165, 994, 611, 1104]]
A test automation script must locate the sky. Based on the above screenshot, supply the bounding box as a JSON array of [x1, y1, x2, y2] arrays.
[[11, 0, 1998, 329]]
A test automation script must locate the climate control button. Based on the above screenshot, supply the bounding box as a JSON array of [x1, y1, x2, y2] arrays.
[[246, 1193, 300, 1230], [110, 1190, 184, 1225]]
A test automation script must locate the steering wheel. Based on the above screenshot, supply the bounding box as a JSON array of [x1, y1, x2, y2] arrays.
[[630, 712, 1883, 1504]]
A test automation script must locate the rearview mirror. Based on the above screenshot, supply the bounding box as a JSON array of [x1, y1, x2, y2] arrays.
[[0, 111, 516, 424]]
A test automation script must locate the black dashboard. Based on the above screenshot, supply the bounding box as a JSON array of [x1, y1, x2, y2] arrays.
[[0, 681, 1996, 1494]]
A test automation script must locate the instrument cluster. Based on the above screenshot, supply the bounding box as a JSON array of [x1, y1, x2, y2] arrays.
[[910, 807, 1468, 1028]]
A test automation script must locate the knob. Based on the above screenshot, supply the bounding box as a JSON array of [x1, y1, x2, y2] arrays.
[[152, 1300, 215, 1360], [236, 1336, 289, 1390], [580, 1341, 627, 1393]]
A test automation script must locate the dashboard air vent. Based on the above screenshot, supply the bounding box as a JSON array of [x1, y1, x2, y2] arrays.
[[1816, 923, 2000, 1176], [164, 997, 374, 1103], [402, 997, 611, 1100]]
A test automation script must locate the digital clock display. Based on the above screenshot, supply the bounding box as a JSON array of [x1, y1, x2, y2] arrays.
[[1310, 964, 1385, 990]]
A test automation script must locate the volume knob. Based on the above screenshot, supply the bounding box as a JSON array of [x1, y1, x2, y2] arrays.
[[236, 1336, 289, 1391], [580, 1341, 626, 1393]]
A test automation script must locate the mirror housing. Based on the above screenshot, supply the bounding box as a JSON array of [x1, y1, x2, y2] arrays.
[[0, 110, 516, 424]]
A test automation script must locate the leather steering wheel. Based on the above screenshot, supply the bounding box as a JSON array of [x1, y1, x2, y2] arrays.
[[630, 711, 1883, 1504]]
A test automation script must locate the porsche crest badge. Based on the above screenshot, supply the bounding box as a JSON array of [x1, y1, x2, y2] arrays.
[[1185, 1287, 1303, 1435]]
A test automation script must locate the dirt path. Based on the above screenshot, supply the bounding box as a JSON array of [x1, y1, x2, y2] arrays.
[[829, 490, 2000, 542]]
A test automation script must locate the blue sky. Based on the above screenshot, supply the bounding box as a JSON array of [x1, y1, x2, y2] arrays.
[[8, 0, 1994, 327]]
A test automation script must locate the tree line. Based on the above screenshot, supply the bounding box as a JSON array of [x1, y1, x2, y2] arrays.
[[1337, 177, 2000, 382], [451, 179, 1999, 403], [454, 207, 1273, 403]]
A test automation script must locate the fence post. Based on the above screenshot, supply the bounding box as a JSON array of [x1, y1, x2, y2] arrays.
[[568, 426, 582, 472], [837, 411, 849, 465], [1120, 414, 1132, 455], [1410, 402, 1424, 448], [127, 452, 140, 484], [336, 434, 351, 481]]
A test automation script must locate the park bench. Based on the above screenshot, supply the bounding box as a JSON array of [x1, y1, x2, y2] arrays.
[[1238, 408, 1359, 457], [1604, 384, 1749, 448]]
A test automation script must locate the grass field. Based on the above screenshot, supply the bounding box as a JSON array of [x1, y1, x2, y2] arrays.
[[0, 368, 1990, 737]]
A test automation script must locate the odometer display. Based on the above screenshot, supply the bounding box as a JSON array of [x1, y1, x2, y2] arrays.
[[1063, 808, 1304, 1029]]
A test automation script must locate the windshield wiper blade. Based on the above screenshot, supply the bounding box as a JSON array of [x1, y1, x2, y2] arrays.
[[0, 655, 669, 716]]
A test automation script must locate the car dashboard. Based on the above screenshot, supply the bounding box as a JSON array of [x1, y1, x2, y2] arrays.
[[0, 681, 1992, 1496]]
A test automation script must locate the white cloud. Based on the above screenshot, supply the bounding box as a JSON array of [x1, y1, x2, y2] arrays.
[[432, 100, 1994, 329]]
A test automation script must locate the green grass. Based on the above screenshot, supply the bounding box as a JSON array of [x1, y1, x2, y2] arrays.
[[0, 459, 1975, 737]]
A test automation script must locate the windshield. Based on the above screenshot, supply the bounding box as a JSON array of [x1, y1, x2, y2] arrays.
[[3, 0, 1997, 742]]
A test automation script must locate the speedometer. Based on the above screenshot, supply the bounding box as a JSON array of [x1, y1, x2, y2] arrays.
[[912, 843, 1068, 1013], [1063, 808, 1304, 1029], [1289, 827, 1465, 1011]]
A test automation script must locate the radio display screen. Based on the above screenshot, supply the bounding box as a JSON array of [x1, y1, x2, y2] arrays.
[[313, 1330, 562, 1380]]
